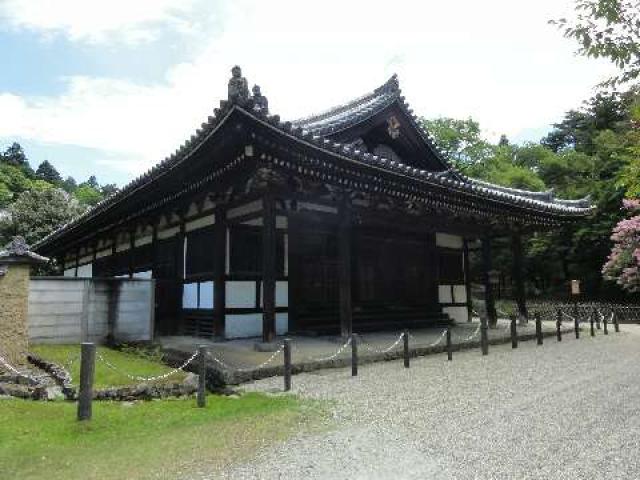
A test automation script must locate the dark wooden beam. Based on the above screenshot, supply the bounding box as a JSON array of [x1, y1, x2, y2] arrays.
[[338, 194, 353, 338], [213, 205, 227, 339], [128, 228, 135, 279], [74, 248, 80, 277], [463, 238, 473, 322], [262, 194, 277, 343], [481, 235, 497, 327], [511, 231, 528, 321]]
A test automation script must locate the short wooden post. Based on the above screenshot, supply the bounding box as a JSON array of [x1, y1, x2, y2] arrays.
[[510, 314, 518, 349], [556, 309, 562, 342], [596, 309, 601, 330], [590, 311, 595, 337], [575, 315, 580, 339], [446, 327, 452, 361], [351, 333, 358, 377], [603, 312, 609, 335], [614, 310, 620, 333], [535, 312, 543, 345], [283, 338, 292, 391], [403, 329, 410, 368], [77, 342, 96, 421], [480, 317, 489, 356], [197, 345, 207, 408]]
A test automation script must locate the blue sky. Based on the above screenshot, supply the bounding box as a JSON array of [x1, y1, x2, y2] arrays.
[[0, 0, 616, 187]]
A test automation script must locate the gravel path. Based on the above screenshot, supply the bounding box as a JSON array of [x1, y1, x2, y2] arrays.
[[211, 326, 640, 480]]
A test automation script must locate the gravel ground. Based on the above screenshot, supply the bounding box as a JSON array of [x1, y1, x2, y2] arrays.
[[210, 325, 640, 480]]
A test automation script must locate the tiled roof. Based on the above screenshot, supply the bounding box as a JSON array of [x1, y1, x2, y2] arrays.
[[34, 69, 593, 251]]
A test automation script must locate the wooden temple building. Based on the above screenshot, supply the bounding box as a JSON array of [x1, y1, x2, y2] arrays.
[[34, 67, 592, 342]]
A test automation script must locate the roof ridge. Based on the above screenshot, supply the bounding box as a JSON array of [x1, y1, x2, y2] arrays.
[[292, 74, 400, 126]]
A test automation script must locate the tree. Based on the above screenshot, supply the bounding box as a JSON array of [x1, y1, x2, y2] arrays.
[[0, 183, 12, 207], [551, 0, 640, 86], [35, 160, 62, 184], [420, 117, 494, 170], [1, 142, 28, 167], [100, 183, 118, 198], [0, 188, 84, 245], [74, 184, 103, 206], [61, 176, 77, 193], [84, 175, 99, 189]]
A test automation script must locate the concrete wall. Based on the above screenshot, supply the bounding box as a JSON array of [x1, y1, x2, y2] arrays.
[[28, 278, 154, 344]]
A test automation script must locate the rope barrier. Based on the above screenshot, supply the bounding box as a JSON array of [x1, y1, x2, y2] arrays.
[[207, 345, 284, 372], [409, 328, 448, 348], [305, 337, 352, 362], [96, 350, 199, 382], [459, 323, 481, 342], [359, 332, 405, 354]]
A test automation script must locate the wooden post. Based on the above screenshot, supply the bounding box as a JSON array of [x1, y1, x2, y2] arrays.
[[338, 194, 353, 338], [197, 346, 207, 407], [596, 309, 602, 330], [213, 206, 227, 339], [590, 310, 595, 337], [403, 329, 410, 368], [446, 327, 452, 361], [128, 228, 135, 279], [77, 342, 96, 421], [511, 231, 528, 323], [463, 238, 473, 322], [283, 338, 292, 391], [556, 309, 562, 342], [614, 310, 620, 333], [603, 312, 609, 335], [481, 236, 497, 328], [535, 312, 543, 345], [74, 247, 80, 277], [575, 314, 580, 339], [510, 314, 518, 349], [480, 316, 489, 355], [351, 333, 358, 376], [262, 195, 277, 343]]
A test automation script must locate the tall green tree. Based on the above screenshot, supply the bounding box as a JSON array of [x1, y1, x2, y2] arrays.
[[35, 160, 62, 184], [552, 0, 640, 86]]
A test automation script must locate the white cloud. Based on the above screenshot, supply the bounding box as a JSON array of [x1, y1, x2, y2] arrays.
[[0, 0, 619, 179], [0, 0, 200, 44]]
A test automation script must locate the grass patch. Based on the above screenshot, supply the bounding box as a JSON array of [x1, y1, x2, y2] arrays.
[[30, 344, 187, 388], [0, 393, 318, 480]]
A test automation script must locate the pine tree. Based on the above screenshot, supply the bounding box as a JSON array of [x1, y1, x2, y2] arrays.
[[35, 160, 62, 184]]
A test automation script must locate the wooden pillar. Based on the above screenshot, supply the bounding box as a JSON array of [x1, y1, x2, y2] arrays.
[[111, 233, 118, 277], [175, 213, 186, 335], [213, 205, 227, 339], [151, 220, 159, 278], [74, 247, 80, 277], [481, 235, 497, 327], [287, 212, 300, 333], [128, 228, 135, 279], [463, 238, 473, 322], [338, 194, 353, 338], [262, 195, 277, 343], [511, 231, 528, 322]]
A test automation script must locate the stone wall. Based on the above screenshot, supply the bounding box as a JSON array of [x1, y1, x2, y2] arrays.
[[0, 264, 30, 366]]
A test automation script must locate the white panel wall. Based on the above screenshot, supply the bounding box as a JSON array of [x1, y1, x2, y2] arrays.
[[225, 314, 262, 339], [438, 285, 453, 303], [63, 268, 75, 277], [227, 281, 256, 308], [76, 263, 93, 278], [453, 285, 467, 303], [443, 306, 468, 324], [182, 283, 198, 309], [436, 233, 463, 249], [199, 281, 213, 309]]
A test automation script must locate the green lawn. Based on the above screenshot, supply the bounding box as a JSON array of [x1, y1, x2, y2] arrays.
[[0, 393, 316, 480], [30, 344, 188, 388]]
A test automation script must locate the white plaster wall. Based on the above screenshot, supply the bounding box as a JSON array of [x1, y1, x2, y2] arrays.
[[444, 306, 469, 324], [133, 270, 152, 279], [228, 200, 262, 219], [438, 285, 453, 303], [226, 313, 262, 339], [199, 281, 213, 309], [453, 285, 467, 303], [227, 281, 256, 308], [436, 233, 463, 249], [260, 281, 289, 307], [186, 214, 214, 232], [182, 282, 198, 308], [76, 263, 93, 278], [276, 313, 288, 335], [63, 268, 75, 277]]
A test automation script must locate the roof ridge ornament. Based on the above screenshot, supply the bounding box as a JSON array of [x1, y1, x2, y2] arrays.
[[228, 65, 250, 105], [0, 236, 49, 265], [251, 84, 269, 115]]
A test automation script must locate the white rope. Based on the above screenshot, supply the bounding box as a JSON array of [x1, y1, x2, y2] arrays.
[[360, 332, 405, 354], [409, 328, 448, 348], [208, 345, 284, 372], [562, 311, 577, 322], [0, 354, 39, 382], [307, 337, 352, 362], [97, 350, 199, 382], [459, 323, 481, 342]]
